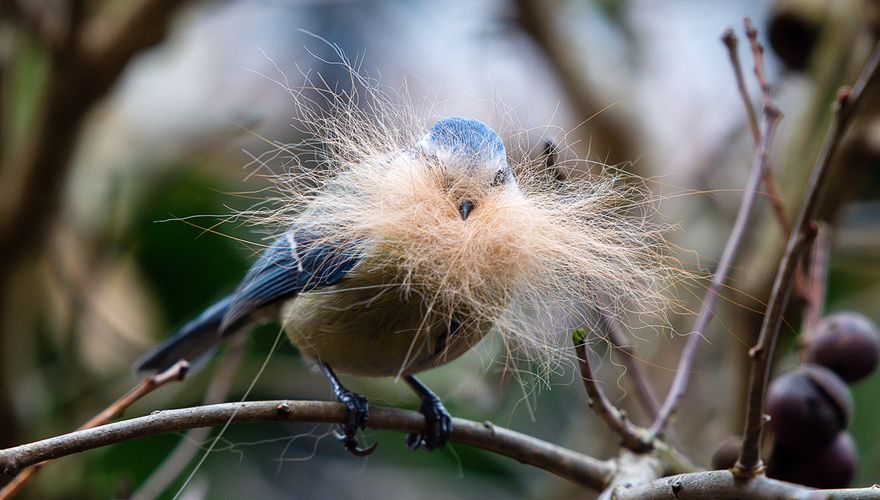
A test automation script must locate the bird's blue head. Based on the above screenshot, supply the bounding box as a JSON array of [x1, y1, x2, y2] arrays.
[[420, 118, 514, 220], [427, 117, 506, 162]]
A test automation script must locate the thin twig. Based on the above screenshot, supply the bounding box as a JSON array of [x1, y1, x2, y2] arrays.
[[800, 223, 829, 359], [743, 18, 815, 302], [722, 28, 761, 142], [0, 400, 616, 492], [722, 25, 791, 237], [650, 104, 782, 436], [744, 19, 772, 111], [0, 361, 189, 499], [573, 329, 653, 452], [131, 338, 246, 500], [734, 39, 880, 477], [599, 311, 660, 421]]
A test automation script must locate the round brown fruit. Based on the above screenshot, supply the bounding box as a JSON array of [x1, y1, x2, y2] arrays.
[[807, 312, 880, 383], [768, 432, 857, 489], [766, 364, 852, 452], [711, 436, 742, 470], [767, 0, 825, 71]]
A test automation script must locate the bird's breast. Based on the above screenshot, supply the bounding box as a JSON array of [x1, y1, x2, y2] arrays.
[[281, 267, 491, 377]]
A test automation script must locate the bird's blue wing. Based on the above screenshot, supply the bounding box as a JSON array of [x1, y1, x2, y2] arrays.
[[220, 230, 360, 334], [136, 230, 357, 374]]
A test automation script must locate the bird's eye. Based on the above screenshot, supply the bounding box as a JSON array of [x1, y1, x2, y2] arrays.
[[491, 168, 506, 187]]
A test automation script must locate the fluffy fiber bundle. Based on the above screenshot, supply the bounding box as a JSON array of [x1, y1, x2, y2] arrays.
[[253, 75, 672, 371]]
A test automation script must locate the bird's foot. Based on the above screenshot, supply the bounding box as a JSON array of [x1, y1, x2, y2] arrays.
[[333, 389, 377, 457], [405, 396, 452, 451]]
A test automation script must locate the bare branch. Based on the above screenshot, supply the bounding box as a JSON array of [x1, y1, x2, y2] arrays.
[[610, 469, 880, 499], [0, 400, 615, 491], [598, 452, 663, 500], [599, 310, 660, 421], [0, 361, 189, 499], [722, 28, 761, 143], [735, 39, 880, 476], [573, 329, 652, 453], [651, 104, 782, 436], [131, 339, 246, 500], [723, 25, 791, 237], [800, 223, 830, 358], [742, 18, 816, 303], [744, 18, 772, 111], [2, 398, 875, 498]]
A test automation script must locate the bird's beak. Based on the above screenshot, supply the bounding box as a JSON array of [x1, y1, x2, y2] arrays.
[[458, 200, 474, 220]]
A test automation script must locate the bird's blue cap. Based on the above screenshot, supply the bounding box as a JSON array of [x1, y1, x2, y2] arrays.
[[427, 117, 506, 162]]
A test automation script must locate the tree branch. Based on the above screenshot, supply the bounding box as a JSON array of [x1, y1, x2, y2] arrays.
[[2, 398, 875, 498], [609, 469, 880, 499], [573, 329, 653, 452], [0, 361, 189, 499], [598, 451, 663, 500], [0, 400, 616, 492], [734, 38, 880, 476], [131, 340, 245, 500], [599, 310, 660, 421], [650, 102, 782, 436], [651, 19, 789, 437], [800, 223, 829, 359], [722, 25, 791, 237]]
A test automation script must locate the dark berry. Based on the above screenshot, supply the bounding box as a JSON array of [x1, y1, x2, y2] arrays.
[[710, 436, 741, 470], [767, 0, 824, 71], [766, 364, 852, 452], [807, 312, 880, 383], [769, 432, 857, 488]]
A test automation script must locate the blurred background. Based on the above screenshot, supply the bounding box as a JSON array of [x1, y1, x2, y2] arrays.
[[1, 0, 878, 498]]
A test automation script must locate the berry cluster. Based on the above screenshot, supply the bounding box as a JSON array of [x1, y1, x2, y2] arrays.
[[766, 312, 879, 487]]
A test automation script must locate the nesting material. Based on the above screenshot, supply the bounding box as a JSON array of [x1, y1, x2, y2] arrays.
[[250, 73, 674, 376]]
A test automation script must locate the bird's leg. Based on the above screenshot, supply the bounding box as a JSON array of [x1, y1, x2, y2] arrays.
[[404, 376, 452, 451], [319, 362, 376, 456]]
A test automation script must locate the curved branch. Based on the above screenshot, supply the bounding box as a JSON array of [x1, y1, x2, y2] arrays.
[[573, 330, 653, 452], [0, 361, 189, 498], [599, 310, 660, 422], [0, 401, 615, 491], [131, 341, 245, 500]]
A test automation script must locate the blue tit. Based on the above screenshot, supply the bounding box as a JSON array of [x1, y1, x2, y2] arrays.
[[137, 117, 514, 455]]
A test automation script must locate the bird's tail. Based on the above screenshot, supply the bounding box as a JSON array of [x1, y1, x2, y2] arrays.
[[135, 295, 234, 374]]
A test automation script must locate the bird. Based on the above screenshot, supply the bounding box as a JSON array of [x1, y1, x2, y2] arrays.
[[136, 117, 516, 455]]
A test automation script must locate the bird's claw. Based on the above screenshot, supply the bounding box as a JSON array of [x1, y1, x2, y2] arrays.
[[406, 397, 452, 451], [335, 430, 378, 456], [334, 389, 376, 457]]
